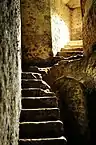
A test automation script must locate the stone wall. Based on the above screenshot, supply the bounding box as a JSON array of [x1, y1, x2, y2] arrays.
[[44, 53, 96, 144], [71, 7, 82, 40], [52, 76, 89, 145], [81, 0, 96, 56], [0, 1, 21, 145], [21, 0, 52, 62], [51, 0, 71, 56]]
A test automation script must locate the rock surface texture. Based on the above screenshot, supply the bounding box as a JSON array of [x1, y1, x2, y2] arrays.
[[0, 0, 21, 145], [81, 0, 96, 56], [21, 0, 53, 62], [19, 69, 67, 145], [71, 7, 82, 40], [51, 76, 90, 145], [44, 53, 96, 87], [44, 52, 96, 145]]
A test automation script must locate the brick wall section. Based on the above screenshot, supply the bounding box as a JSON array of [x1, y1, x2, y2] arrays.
[[21, 0, 53, 62], [81, 0, 96, 55], [0, 0, 21, 145]]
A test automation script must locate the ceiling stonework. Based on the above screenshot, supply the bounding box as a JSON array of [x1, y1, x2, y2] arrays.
[[62, 0, 81, 8]]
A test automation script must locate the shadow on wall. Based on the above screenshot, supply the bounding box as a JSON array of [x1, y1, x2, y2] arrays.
[[51, 15, 70, 56]]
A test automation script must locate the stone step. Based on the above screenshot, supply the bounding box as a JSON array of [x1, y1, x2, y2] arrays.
[[22, 72, 42, 80], [22, 88, 55, 97], [22, 66, 40, 73], [20, 108, 60, 122], [57, 50, 83, 58], [22, 79, 51, 90], [22, 97, 58, 109], [61, 48, 83, 52], [19, 136, 67, 145], [19, 121, 64, 139], [22, 66, 46, 75]]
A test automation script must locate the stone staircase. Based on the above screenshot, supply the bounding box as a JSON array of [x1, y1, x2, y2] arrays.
[[19, 67, 67, 145], [57, 40, 83, 59]]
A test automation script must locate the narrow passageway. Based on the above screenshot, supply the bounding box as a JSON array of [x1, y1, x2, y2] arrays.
[[20, 0, 95, 145], [1, 0, 96, 145]]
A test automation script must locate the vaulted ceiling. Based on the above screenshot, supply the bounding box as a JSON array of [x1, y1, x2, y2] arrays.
[[62, 0, 80, 8]]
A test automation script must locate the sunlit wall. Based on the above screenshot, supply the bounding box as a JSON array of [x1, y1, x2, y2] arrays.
[[51, 14, 70, 56], [50, 0, 71, 56]]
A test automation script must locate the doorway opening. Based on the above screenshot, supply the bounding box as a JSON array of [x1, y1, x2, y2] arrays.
[[51, 0, 83, 58]]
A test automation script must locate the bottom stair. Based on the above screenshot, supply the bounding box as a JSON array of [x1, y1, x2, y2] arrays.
[[20, 121, 64, 139], [19, 136, 67, 145]]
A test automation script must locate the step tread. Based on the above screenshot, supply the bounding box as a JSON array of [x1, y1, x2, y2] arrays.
[[60, 50, 83, 53], [22, 96, 57, 99], [19, 137, 67, 145], [22, 88, 54, 93], [22, 79, 44, 81], [21, 108, 59, 111], [21, 88, 54, 92], [20, 120, 63, 124], [22, 72, 42, 75], [19, 136, 67, 141], [22, 88, 42, 90]]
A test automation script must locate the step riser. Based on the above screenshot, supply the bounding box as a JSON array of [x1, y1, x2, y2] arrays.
[[20, 109, 60, 122], [22, 89, 55, 97], [22, 80, 50, 90], [22, 97, 58, 109], [19, 122, 64, 139], [22, 67, 46, 75], [19, 138, 67, 145], [22, 73, 42, 80], [22, 89, 40, 97], [22, 66, 39, 73]]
